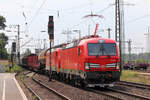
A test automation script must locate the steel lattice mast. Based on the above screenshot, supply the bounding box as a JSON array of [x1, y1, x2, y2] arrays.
[[115, 0, 123, 73]]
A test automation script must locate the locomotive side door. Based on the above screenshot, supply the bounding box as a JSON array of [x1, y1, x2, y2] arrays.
[[78, 46, 83, 71]]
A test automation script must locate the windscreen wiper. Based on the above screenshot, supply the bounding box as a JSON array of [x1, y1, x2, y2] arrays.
[[96, 44, 103, 58]]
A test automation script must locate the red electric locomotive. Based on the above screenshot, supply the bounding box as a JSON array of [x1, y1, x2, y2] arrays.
[[46, 35, 120, 87], [46, 44, 65, 73]]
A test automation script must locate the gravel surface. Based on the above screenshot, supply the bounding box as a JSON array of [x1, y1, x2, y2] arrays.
[[16, 72, 34, 100], [33, 74, 116, 100], [16, 69, 150, 100], [16, 70, 111, 100], [114, 84, 150, 98], [25, 77, 63, 100]]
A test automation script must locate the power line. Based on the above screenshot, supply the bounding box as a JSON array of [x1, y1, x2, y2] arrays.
[[21, 0, 47, 48], [96, 5, 113, 14], [24, 0, 47, 33], [127, 14, 150, 23]]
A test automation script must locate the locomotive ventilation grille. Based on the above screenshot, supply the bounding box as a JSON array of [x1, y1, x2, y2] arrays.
[[88, 63, 100, 68], [106, 63, 116, 68]]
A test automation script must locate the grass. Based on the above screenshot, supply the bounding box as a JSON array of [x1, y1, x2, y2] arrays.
[[34, 96, 39, 100], [120, 70, 150, 84], [5, 64, 22, 73]]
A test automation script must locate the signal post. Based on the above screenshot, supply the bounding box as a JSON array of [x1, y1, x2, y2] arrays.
[[48, 16, 54, 81]]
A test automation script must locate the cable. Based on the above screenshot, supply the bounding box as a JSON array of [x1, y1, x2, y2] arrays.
[[127, 14, 150, 23], [96, 5, 113, 14], [21, 0, 47, 48], [24, 0, 47, 33]]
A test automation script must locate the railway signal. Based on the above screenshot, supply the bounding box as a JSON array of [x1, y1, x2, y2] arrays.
[[12, 42, 16, 52], [11, 42, 16, 68], [48, 16, 54, 40], [48, 16, 54, 81], [8, 24, 21, 65]]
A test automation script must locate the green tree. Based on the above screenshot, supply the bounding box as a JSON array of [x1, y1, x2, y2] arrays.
[[0, 15, 8, 59], [0, 16, 6, 30], [23, 48, 31, 56], [0, 33, 8, 47], [0, 33, 8, 59]]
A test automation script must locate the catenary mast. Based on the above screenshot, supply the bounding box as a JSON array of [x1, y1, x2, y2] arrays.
[[115, 0, 125, 72]]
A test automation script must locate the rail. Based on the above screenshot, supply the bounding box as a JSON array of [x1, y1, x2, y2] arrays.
[[32, 77, 71, 100], [87, 88, 122, 100], [20, 74, 42, 100], [117, 81, 150, 90], [108, 88, 150, 100]]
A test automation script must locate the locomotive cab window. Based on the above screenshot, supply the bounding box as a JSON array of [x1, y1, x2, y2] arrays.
[[88, 43, 117, 56]]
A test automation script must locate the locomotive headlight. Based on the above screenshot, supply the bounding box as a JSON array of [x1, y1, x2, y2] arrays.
[[116, 63, 120, 70], [85, 63, 90, 70]]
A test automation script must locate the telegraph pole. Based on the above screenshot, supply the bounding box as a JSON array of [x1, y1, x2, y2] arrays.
[[73, 30, 81, 40], [148, 27, 150, 52], [9, 24, 20, 65], [17, 25, 20, 65], [62, 29, 72, 43], [127, 39, 132, 60], [43, 39, 47, 49]]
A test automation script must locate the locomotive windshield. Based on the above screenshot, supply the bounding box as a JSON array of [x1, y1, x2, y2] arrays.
[[88, 43, 117, 56]]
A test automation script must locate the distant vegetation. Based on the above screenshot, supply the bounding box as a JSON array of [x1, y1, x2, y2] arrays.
[[5, 64, 22, 73], [0, 15, 8, 59], [23, 48, 32, 57], [0, 16, 6, 30], [124, 53, 150, 63]]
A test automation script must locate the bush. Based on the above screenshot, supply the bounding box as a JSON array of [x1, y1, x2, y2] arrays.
[[5, 64, 22, 73]]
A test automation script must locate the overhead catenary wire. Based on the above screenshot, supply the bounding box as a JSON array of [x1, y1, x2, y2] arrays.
[[22, 1, 113, 49], [96, 5, 113, 14], [21, 0, 47, 48], [24, 0, 47, 33], [127, 14, 150, 23]]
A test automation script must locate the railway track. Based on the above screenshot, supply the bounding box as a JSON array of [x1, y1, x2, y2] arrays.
[[20, 69, 150, 100], [87, 88, 123, 100], [20, 74, 42, 100], [32, 77, 71, 100], [108, 87, 150, 100], [21, 70, 71, 100], [23, 71, 32, 75], [88, 87, 150, 100], [117, 81, 150, 90]]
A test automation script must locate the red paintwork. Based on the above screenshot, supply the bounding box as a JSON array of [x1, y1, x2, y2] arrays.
[[46, 37, 120, 73], [27, 54, 39, 69], [61, 37, 119, 72], [46, 48, 61, 71], [61, 47, 79, 71]]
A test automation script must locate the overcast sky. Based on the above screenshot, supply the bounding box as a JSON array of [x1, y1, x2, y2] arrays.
[[0, 0, 150, 53]]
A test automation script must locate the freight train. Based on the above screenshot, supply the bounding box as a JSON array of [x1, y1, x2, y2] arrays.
[[21, 35, 121, 87], [123, 60, 149, 70]]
